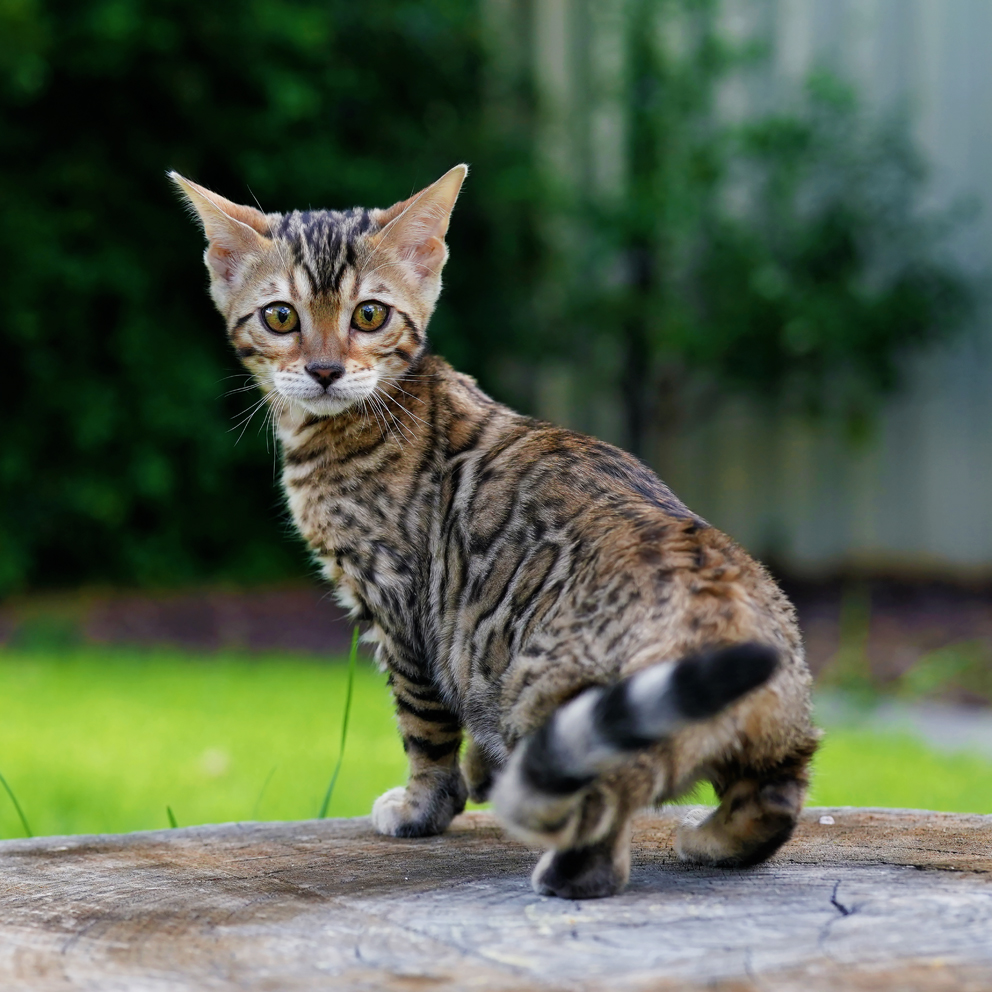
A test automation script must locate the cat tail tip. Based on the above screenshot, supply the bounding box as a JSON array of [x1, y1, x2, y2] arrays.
[[492, 642, 778, 845], [665, 642, 778, 724]]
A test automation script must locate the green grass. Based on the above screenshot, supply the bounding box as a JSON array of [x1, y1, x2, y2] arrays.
[[0, 646, 407, 838], [806, 729, 992, 813], [1, 646, 991, 839]]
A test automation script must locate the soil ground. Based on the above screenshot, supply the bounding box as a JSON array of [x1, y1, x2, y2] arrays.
[[2, 577, 991, 704]]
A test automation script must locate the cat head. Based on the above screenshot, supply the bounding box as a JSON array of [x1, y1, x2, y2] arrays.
[[171, 165, 467, 417]]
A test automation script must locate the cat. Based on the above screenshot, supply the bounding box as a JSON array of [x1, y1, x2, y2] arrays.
[[172, 164, 818, 899]]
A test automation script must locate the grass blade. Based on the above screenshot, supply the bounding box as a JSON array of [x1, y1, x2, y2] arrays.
[[166, 805, 178, 829], [318, 626, 359, 819], [252, 765, 278, 820], [0, 769, 32, 838]]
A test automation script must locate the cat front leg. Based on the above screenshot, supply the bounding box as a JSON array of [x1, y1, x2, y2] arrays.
[[371, 668, 467, 838], [461, 736, 497, 802]]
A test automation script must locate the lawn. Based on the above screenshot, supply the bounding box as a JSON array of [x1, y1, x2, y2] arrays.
[[1, 646, 991, 840]]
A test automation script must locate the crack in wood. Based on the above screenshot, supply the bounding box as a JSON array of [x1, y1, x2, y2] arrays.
[[829, 880, 852, 917]]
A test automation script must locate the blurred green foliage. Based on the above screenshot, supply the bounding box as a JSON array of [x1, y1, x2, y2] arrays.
[[557, 0, 973, 453], [898, 641, 992, 704], [0, 0, 974, 594], [0, 0, 538, 593]]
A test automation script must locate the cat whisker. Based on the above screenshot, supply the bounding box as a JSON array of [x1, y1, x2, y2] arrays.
[[378, 377, 428, 406], [223, 383, 261, 398], [266, 393, 289, 468], [377, 406, 405, 449], [375, 391, 418, 444], [359, 395, 374, 435], [365, 392, 392, 442], [369, 393, 399, 443], [357, 223, 397, 280], [230, 392, 272, 444], [372, 391, 415, 446], [377, 388, 431, 428], [358, 258, 405, 282], [220, 372, 259, 399], [230, 392, 269, 427]]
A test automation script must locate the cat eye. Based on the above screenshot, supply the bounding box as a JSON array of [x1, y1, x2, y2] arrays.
[[262, 303, 299, 333], [352, 301, 390, 333]]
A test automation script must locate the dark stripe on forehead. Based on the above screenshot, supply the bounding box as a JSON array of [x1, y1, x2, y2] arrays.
[[275, 212, 301, 240], [327, 259, 349, 295], [300, 261, 320, 296], [321, 227, 345, 294], [272, 206, 378, 298]]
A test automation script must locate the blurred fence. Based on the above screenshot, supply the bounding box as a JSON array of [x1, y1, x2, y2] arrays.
[[525, 0, 992, 576]]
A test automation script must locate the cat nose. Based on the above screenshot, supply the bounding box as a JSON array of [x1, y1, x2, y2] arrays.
[[305, 362, 345, 388]]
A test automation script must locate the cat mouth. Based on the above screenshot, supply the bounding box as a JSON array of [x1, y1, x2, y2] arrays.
[[287, 388, 364, 418]]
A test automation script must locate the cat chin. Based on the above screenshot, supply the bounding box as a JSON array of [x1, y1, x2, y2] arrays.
[[287, 394, 362, 419]]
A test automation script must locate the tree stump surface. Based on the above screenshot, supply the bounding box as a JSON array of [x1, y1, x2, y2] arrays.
[[1, 807, 990, 991]]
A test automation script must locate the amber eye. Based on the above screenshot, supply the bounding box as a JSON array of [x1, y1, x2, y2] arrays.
[[352, 301, 389, 332], [262, 303, 299, 333]]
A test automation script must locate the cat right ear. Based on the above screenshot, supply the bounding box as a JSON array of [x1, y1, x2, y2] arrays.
[[169, 172, 270, 299], [370, 164, 468, 301]]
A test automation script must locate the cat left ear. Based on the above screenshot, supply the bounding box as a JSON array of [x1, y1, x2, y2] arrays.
[[373, 164, 468, 289], [169, 172, 270, 290]]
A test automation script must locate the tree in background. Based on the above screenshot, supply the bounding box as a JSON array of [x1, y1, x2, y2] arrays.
[[545, 0, 974, 456], [0, 0, 974, 595], [0, 0, 539, 594]]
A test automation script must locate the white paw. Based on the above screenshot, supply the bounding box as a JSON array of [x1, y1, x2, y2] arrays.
[[676, 806, 720, 863], [371, 787, 413, 836], [681, 806, 712, 830]]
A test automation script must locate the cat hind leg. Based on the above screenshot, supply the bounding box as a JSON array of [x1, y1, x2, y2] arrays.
[[676, 741, 817, 867], [492, 643, 779, 896]]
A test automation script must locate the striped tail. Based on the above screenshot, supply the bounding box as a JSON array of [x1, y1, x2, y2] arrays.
[[492, 643, 778, 843]]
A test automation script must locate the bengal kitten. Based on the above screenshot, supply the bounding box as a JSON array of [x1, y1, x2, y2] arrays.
[[172, 165, 818, 899]]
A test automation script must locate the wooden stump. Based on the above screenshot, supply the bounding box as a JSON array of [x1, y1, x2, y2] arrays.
[[1, 807, 990, 990]]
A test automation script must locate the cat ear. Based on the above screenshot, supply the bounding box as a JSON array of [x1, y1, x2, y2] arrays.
[[373, 164, 468, 290], [169, 172, 270, 288]]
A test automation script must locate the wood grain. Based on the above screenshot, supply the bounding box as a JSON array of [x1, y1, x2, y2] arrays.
[[1, 807, 990, 991]]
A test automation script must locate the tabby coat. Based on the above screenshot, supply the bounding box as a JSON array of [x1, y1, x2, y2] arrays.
[[173, 165, 818, 899]]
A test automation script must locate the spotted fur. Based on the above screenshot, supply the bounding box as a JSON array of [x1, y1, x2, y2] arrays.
[[173, 165, 819, 898]]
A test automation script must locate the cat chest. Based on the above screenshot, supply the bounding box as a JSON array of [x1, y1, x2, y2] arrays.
[[282, 477, 419, 613]]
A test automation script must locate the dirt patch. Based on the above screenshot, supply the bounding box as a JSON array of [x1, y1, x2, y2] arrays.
[[2, 578, 991, 703], [0, 585, 354, 657], [785, 577, 992, 704]]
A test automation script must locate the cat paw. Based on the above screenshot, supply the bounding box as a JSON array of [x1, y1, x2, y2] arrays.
[[675, 806, 723, 864], [676, 784, 800, 867], [370, 778, 467, 838], [679, 805, 712, 830], [530, 841, 629, 899]]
